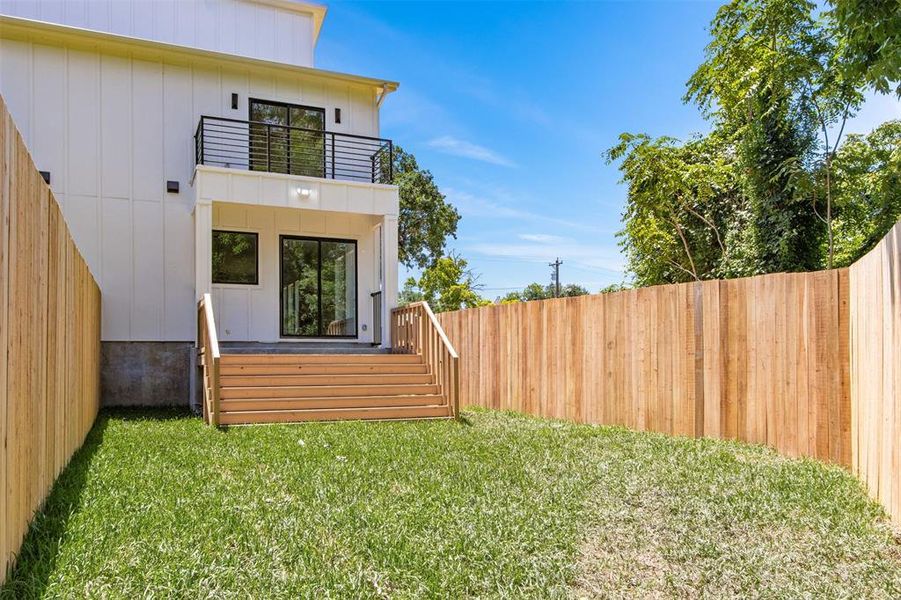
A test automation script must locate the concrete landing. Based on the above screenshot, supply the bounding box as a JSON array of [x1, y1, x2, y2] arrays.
[[219, 341, 390, 355]]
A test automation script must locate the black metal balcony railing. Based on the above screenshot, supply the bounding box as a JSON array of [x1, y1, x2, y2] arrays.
[[194, 116, 393, 184]]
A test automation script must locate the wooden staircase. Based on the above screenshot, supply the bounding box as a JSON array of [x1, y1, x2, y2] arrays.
[[197, 296, 460, 426], [215, 352, 452, 425]]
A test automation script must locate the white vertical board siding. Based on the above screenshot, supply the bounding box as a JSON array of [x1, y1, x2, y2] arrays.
[[0, 0, 318, 67], [0, 33, 384, 342], [211, 204, 382, 344]]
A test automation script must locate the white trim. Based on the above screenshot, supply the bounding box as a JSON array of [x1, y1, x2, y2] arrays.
[[195, 164, 399, 193]]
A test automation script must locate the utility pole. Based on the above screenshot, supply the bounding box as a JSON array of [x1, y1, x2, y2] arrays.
[[549, 258, 563, 298]]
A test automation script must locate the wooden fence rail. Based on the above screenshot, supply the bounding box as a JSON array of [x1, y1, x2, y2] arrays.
[[1, 95, 102, 584]]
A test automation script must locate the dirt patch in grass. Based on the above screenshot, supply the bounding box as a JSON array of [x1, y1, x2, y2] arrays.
[[571, 432, 901, 598]]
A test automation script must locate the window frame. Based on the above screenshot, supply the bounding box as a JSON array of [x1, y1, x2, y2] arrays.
[[211, 229, 260, 286]]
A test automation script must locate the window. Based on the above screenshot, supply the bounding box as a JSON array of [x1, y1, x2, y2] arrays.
[[212, 230, 258, 285], [249, 99, 325, 177]]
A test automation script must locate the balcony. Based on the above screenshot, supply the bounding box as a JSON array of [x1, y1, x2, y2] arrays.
[[194, 116, 394, 185]]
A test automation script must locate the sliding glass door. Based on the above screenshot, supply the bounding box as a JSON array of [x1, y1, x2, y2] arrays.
[[249, 99, 325, 177], [280, 236, 357, 338]]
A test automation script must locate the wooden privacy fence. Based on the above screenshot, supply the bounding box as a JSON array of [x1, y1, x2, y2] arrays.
[[1, 95, 102, 583], [439, 270, 849, 463], [439, 223, 901, 523], [850, 221, 901, 525]]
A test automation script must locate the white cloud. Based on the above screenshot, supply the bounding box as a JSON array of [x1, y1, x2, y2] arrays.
[[467, 241, 625, 274], [517, 233, 567, 243], [445, 187, 611, 235], [427, 136, 517, 167]]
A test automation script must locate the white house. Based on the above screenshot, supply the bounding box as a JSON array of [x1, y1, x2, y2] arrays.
[[0, 0, 415, 413]]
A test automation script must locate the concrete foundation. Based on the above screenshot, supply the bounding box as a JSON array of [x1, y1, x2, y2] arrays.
[[101, 341, 193, 407]]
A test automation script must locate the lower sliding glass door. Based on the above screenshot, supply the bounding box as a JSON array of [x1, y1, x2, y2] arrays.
[[280, 236, 357, 338]]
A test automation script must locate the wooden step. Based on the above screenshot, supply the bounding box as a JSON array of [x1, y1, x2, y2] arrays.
[[220, 373, 433, 387], [219, 363, 430, 376], [220, 383, 440, 399], [219, 404, 452, 425], [220, 395, 446, 412], [220, 353, 421, 365]]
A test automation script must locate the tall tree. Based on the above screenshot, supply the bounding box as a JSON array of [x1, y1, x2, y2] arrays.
[[393, 145, 461, 269], [685, 0, 827, 273], [612, 0, 898, 286]]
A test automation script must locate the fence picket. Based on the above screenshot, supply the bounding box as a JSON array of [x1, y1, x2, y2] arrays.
[[0, 96, 101, 584]]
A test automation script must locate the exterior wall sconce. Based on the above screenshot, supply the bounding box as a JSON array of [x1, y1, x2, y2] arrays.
[[39, 171, 50, 184], [231, 93, 239, 110], [167, 180, 180, 193], [334, 107, 341, 124], [296, 187, 312, 197]]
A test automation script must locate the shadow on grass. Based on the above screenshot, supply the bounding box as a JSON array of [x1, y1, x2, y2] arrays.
[[100, 407, 193, 421], [0, 415, 111, 599], [457, 413, 476, 427]]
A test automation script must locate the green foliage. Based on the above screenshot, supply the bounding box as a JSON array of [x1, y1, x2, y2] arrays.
[[498, 282, 590, 303], [211, 231, 258, 285], [830, 120, 901, 266], [598, 283, 629, 294], [613, 0, 898, 285], [740, 86, 825, 272], [685, 0, 834, 274], [606, 133, 744, 285], [393, 145, 461, 269], [830, 0, 901, 95], [685, 0, 827, 133], [400, 254, 490, 313]]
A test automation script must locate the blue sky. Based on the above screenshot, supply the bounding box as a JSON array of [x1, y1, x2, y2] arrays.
[[316, 1, 900, 297]]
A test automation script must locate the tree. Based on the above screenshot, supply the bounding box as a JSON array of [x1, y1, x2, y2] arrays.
[[685, 0, 829, 274], [611, 0, 899, 286], [497, 282, 590, 303], [400, 254, 490, 313], [830, 0, 901, 95], [829, 120, 901, 266], [393, 145, 461, 269], [606, 132, 744, 286]]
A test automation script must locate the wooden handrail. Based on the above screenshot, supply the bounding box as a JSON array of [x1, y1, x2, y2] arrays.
[[390, 302, 461, 419], [197, 293, 221, 426]]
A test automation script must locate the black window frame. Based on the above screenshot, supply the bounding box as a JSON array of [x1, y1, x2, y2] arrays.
[[248, 98, 326, 177], [211, 229, 260, 286], [279, 234, 358, 339]]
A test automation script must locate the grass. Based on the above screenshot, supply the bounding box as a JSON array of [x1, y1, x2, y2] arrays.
[[2, 409, 899, 599]]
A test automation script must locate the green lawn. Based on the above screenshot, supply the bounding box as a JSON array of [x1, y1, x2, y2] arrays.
[[2, 409, 900, 598]]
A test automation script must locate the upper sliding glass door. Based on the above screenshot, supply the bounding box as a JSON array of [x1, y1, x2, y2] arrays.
[[280, 236, 357, 338], [249, 99, 325, 178]]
